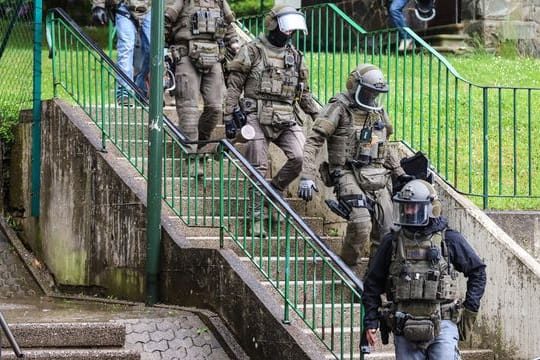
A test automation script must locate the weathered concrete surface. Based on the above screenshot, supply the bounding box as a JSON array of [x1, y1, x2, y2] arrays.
[[9, 99, 332, 359], [485, 210, 540, 261], [433, 166, 540, 359], [0, 297, 235, 360], [10, 101, 147, 301]]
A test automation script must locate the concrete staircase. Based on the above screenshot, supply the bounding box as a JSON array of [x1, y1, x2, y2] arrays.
[[416, 23, 472, 54], [1, 322, 139, 360], [146, 107, 495, 359], [0, 228, 139, 360]]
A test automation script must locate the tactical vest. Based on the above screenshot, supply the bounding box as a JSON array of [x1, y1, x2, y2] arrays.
[[385, 229, 458, 342], [327, 94, 388, 168], [172, 0, 227, 41], [243, 39, 301, 104]]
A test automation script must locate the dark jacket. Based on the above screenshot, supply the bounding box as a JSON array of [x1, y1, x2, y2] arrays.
[[362, 216, 487, 330]]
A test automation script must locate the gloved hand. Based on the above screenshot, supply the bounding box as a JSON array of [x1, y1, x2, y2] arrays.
[[227, 40, 241, 56], [457, 307, 478, 342], [297, 178, 319, 201], [92, 7, 108, 26], [398, 174, 416, 183], [224, 120, 237, 139]]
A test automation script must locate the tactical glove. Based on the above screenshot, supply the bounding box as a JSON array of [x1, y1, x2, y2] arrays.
[[224, 120, 237, 139], [92, 7, 108, 26], [458, 307, 478, 342], [297, 178, 319, 201]]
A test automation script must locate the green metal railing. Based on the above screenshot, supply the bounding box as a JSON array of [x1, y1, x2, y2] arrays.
[[46, 8, 366, 360], [239, 3, 540, 209]]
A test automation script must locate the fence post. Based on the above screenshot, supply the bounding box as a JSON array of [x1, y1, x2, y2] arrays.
[[31, 0, 43, 217], [146, 0, 165, 306]]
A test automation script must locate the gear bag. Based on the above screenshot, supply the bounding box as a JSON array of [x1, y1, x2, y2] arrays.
[[355, 166, 391, 191], [188, 40, 222, 72]]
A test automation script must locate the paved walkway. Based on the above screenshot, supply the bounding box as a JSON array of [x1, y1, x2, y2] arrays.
[[0, 227, 233, 360]]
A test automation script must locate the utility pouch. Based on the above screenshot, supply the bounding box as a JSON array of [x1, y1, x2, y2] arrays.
[[356, 166, 391, 191], [402, 318, 436, 343], [188, 41, 221, 72], [272, 110, 296, 129], [438, 274, 457, 300]]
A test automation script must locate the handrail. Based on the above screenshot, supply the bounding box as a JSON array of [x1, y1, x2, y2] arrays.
[[46, 7, 366, 360], [0, 311, 23, 358], [239, 3, 540, 209]]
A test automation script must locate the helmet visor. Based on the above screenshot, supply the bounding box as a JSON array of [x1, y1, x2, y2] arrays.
[[277, 12, 308, 35], [393, 200, 430, 226], [355, 86, 386, 111]]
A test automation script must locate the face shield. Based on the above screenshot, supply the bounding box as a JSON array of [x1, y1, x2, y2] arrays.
[[393, 198, 431, 226], [355, 86, 386, 111], [277, 12, 308, 35]]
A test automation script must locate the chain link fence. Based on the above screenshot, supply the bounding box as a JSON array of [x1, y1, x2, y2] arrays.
[[0, 0, 34, 142]]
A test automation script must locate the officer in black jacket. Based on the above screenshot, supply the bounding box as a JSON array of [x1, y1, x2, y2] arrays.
[[362, 179, 486, 359]]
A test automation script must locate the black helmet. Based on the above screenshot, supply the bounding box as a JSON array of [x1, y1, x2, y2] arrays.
[[392, 179, 441, 226]]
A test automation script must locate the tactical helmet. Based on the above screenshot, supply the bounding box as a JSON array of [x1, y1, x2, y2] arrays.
[[392, 179, 441, 226], [346, 64, 388, 111], [264, 5, 308, 35], [414, 0, 436, 21]]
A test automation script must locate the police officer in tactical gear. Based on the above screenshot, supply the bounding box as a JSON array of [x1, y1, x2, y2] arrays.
[[165, 0, 239, 157], [362, 179, 486, 359], [299, 64, 411, 267], [224, 4, 320, 237]]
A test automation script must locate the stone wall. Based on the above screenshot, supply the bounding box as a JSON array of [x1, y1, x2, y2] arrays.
[[303, 0, 540, 56]]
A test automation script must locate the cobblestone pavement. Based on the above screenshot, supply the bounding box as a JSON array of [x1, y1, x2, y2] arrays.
[[0, 231, 41, 298], [119, 317, 230, 360], [0, 230, 232, 359]]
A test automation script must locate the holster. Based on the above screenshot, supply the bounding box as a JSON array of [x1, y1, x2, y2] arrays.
[[318, 161, 334, 187]]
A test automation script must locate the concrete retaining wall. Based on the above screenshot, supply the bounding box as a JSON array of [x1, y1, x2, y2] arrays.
[[8, 99, 329, 359], [435, 176, 540, 359]]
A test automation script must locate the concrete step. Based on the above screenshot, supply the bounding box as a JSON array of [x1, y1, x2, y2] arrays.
[[296, 302, 362, 330], [261, 280, 356, 305], [240, 256, 368, 283], [1, 348, 140, 360], [1, 322, 125, 348], [164, 195, 307, 218], [331, 348, 495, 360], [186, 235, 344, 256], [178, 215, 325, 236]]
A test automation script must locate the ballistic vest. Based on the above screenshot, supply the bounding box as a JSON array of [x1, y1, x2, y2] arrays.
[[243, 38, 301, 104], [171, 0, 227, 41], [386, 229, 458, 318], [326, 94, 388, 168]]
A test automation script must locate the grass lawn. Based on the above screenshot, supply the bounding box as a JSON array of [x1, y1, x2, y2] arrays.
[[2, 43, 540, 209]]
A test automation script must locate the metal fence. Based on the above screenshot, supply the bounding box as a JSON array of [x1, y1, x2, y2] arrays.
[[46, 7, 367, 360], [239, 3, 540, 209], [0, 0, 34, 141]]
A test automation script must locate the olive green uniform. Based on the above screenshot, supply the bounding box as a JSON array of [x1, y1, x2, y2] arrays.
[[224, 35, 319, 192], [302, 93, 405, 265], [165, 0, 238, 153]]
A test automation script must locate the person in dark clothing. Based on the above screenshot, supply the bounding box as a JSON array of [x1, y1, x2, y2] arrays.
[[362, 179, 487, 359]]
